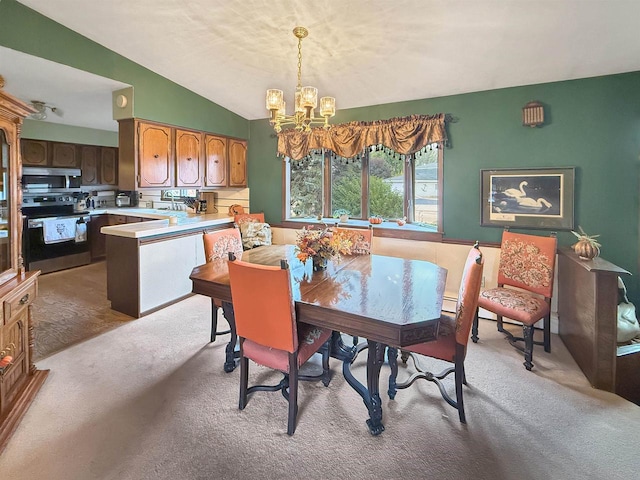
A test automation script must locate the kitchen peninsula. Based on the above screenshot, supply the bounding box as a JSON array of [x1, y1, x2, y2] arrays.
[[101, 209, 234, 317]]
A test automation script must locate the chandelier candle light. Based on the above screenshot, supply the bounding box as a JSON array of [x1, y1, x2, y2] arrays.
[[266, 27, 336, 133]]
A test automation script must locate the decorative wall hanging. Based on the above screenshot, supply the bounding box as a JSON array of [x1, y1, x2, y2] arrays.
[[481, 167, 575, 230], [522, 101, 544, 127]]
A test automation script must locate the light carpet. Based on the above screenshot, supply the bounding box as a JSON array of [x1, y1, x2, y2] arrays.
[[1, 294, 639, 480]]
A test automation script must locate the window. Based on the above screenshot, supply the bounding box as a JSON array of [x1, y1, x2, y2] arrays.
[[285, 143, 443, 232]]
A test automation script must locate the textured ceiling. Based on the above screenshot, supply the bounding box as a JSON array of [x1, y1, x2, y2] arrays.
[[7, 0, 640, 130]]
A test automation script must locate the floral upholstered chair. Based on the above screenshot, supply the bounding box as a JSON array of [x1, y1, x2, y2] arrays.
[[227, 258, 332, 436], [472, 230, 557, 371], [388, 243, 484, 423], [202, 227, 243, 343], [234, 213, 272, 250], [335, 225, 373, 255], [335, 225, 373, 345]]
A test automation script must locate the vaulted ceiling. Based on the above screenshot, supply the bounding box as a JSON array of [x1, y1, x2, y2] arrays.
[[7, 0, 640, 131]]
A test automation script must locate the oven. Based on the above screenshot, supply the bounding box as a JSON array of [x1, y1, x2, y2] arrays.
[[22, 194, 92, 274]]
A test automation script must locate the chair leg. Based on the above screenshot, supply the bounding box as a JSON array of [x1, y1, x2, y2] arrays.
[[543, 314, 551, 353], [239, 344, 249, 410], [352, 336, 359, 346], [496, 314, 504, 333], [287, 353, 299, 436], [454, 356, 466, 423], [320, 340, 331, 387], [210, 299, 218, 343], [523, 325, 534, 371], [471, 307, 479, 343], [387, 347, 398, 400]]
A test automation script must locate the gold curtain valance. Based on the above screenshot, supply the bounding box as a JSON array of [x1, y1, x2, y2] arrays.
[[277, 113, 447, 161]]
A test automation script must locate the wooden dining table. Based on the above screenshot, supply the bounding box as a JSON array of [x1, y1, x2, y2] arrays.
[[190, 244, 447, 435]]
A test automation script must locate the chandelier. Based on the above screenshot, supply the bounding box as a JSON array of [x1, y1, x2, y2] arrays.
[[266, 27, 336, 133]]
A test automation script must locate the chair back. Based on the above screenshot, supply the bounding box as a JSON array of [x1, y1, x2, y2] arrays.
[[497, 231, 557, 298], [227, 259, 298, 353], [203, 227, 243, 263], [336, 226, 373, 255], [234, 212, 265, 226], [455, 243, 485, 346]]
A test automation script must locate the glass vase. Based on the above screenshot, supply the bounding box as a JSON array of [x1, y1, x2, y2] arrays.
[[312, 256, 328, 271]]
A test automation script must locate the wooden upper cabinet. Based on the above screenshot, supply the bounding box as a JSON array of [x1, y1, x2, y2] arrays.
[[204, 134, 227, 187], [100, 148, 118, 185], [138, 122, 172, 188], [228, 139, 247, 187], [51, 143, 78, 167], [21, 139, 48, 166], [175, 129, 202, 187], [80, 146, 99, 185]]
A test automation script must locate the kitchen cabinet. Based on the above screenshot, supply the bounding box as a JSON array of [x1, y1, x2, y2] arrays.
[[228, 139, 247, 187], [204, 134, 227, 187], [119, 118, 247, 190], [51, 142, 78, 167], [21, 140, 48, 166], [80, 146, 99, 185], [176, 129, 203, 187], [0, 88, 48, 453], [100, 148, 118, 185]]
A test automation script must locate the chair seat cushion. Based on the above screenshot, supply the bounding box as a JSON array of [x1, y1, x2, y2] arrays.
[[404, 314, 457, 363], [478, 287, 550, 325], [243, 322, 331, 372]]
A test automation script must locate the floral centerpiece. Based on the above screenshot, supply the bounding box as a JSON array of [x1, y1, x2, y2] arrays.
[[295, 225, 352, 271]]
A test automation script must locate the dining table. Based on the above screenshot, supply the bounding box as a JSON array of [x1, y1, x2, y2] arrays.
[[190, 244, 447, 435]]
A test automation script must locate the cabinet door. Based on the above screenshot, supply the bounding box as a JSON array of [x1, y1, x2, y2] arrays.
[[51, 143, 78, 167], [228, 139, 247, 187], [175, 129, 202, 187], [90, 215, 109, 260], [204, 134, 227, 187], [138, 123, 172, 188], [100, 148, 118, 185], [80, 146, 99, 185], [21, 140, 48, 166]]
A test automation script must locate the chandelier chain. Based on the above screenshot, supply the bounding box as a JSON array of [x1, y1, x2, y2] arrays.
[[297, 36, 303, 89]]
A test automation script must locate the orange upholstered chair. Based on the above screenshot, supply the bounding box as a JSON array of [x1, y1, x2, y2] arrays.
[[335, 225, 373, 255], [472, 230, 557, 371], [388, 243, 484, 423], [202, 227, 243, 343], [227, 258, 332, 435]]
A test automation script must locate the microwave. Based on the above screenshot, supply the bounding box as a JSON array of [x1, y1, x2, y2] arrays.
[[22, 167, 82, 194]]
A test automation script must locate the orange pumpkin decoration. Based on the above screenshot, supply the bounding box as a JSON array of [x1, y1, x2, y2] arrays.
[[368, 216, 383, 224], [571, 226, 601, 261]]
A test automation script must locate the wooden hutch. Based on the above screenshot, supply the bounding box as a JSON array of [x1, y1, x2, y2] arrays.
[[557, 247, 639, 404], [0, 81, 48, 452]]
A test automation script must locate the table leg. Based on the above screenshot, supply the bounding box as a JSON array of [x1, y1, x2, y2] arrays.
[[221, 301, 238, 373], [342, 339, 386, 435], [330, 330, 357, 362]]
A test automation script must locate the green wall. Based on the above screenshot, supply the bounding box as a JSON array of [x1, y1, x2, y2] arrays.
[[21, 121, 118, 146], [249, 72, 640, 303], [0, 0, 248, 139]]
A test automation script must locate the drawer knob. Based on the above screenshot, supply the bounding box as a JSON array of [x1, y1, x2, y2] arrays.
[[19, 293, 30, 305]]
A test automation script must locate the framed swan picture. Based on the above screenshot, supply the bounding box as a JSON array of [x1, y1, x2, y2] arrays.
[[480, 167, 575, 230]]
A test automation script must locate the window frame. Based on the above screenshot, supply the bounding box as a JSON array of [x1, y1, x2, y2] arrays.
[[281, 143, 444, 242]]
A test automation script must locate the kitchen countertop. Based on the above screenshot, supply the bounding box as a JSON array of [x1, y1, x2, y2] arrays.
[[97, 208, 234, 238]]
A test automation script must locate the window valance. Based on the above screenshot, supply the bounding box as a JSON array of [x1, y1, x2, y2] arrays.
[[277, 113, 447, 161]]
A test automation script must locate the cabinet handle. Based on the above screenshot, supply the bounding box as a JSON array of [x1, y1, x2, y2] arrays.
[[19, 293, 30, 305], [214, 160, 218, 163], [154, 154, 159, 158], [187, 157, 192, 161]]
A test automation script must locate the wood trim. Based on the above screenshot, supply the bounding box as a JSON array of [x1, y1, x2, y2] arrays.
[[0, 369, 49, 454]]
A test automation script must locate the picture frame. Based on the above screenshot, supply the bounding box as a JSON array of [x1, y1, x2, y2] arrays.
[[480, 167, 575, 230]]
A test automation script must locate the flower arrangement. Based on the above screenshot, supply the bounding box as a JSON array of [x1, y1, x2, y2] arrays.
[[295, 225, 352, 268]]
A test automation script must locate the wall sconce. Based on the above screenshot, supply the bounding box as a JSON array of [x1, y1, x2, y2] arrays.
[[522, 101, 544, 127]]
